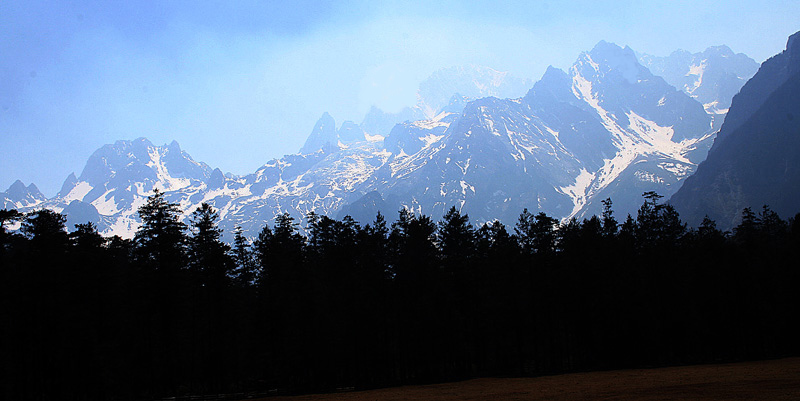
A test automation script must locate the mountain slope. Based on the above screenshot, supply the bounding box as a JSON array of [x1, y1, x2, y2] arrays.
[[670, 31, 800, 228]]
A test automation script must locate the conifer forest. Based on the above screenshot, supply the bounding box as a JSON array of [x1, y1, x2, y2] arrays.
[[1, 191, 798, 400]]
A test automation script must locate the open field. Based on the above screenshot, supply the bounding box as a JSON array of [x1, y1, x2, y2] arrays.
[[260, 358, 800, 401]]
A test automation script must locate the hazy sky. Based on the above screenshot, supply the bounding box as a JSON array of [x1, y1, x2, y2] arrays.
[[2, 0, 799, 196]]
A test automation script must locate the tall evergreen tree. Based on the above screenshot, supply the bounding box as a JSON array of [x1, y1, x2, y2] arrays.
[[734, 207, 760, 245], [438, 206, 474, 264], [515, 209, 558, 255], [601, 198, 618, 238], [189, 202, 233, 284], [134, 189, 188, 271], [232, 226, 257, 286]]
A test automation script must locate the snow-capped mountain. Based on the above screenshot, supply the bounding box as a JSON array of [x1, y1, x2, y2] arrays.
[[1, 180, 46, 210], [10, 41, 756, 238], [639, 46, 758, 128], [341, 41, 714, 223], [43, 138, 215, 237]]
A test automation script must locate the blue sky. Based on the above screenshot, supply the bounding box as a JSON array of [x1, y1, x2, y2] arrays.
[[2, 0, 799, 196]]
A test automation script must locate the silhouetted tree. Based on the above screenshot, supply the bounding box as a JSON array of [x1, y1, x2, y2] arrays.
[[515, 210, 558, 256], [232, 226, 257, 286], [22, 209, 68, 250], [438, 206, 474, 264], [189, 202, 233, 284], [734, 207, 760, 245], [601, 198, 618, 237], [134, 189, 188, 271], [2, 195, 799, 400]]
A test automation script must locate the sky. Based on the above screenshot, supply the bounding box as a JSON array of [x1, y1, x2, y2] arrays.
[[2, 0, 799, 196]]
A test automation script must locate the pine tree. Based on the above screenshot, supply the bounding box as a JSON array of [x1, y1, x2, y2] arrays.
[[758, 205, 788, 241], [134, 189, 188, 271], [70, 222, 105, 250], [696, 216, 725, 246], [232, 226, 257, 286], [515, 209, 558, 255], [734, 207, 760, 246], [189, 203, 233, 284], [438, 206, 474, 263], [601, 198, 618, 238]]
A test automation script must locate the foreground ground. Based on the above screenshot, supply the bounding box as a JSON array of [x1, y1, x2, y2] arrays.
[[259, 358, 800, 400]]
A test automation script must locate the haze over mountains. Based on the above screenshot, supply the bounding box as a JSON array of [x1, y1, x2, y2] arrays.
[[4, 39, 768, 239], [638, 46, 759, 121]]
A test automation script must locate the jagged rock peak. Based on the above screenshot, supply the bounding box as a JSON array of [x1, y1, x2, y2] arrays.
[[26, 183, 42, 196], [4, 180, 43, 199], [208, 168, 225, 189], [6, 179, 27, 194], [579, 41, 645, 84], [300, 112, 338, 154], [58, 172, 79, 197], [2, 180, 46, 208]]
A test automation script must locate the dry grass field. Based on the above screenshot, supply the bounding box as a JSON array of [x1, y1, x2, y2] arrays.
[[259, 358, 800, 401]]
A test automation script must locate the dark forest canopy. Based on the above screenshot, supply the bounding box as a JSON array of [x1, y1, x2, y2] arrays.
[[1, 191, 799, 400]]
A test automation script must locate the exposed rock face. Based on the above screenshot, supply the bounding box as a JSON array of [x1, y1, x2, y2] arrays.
[[671, 31, 800, 229]]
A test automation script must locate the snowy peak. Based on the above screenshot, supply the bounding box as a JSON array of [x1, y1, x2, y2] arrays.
[[571, 41, 711, 144], [208, 168, 225, 190], [581, 41, 647, 85], [76, 137, 210, 193], [48, 137, 215, 232], [1, 180, 46, 209], [6, 180, 41, 200], [638, 45, 758, 116]]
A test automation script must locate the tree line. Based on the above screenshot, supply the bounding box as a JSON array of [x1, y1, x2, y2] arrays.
[[1, 190, 798, 400]]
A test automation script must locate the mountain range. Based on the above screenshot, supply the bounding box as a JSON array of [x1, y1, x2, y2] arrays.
[[5, 40, 764, 239]]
